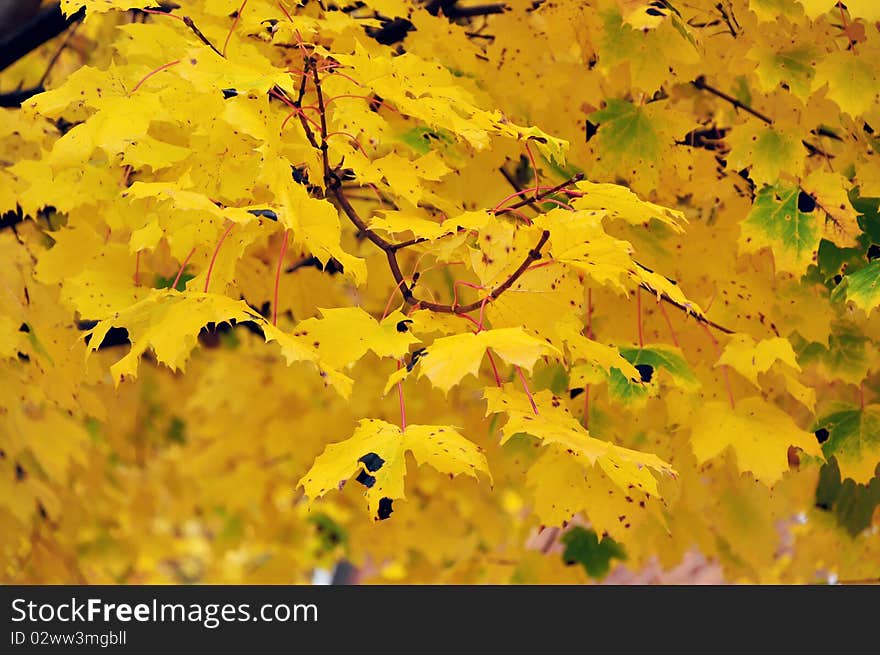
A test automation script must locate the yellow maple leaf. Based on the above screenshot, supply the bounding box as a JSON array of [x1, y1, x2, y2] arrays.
[[418, 328, 561, 394], [572, 180, 686, 231], [61, 1, 154, 16], [485, 386, 674, 496], [526, 448, 664, 540], [797, 0, 880, 21], [726, 121, 806, 188], [812, 51, 880, 119], [800, 170, 861, 248], [717, 334, 800, 387], [691, 397, 823, 486], [83, 291, 354, 393], [293, 307, 419, 370], [557, 323, 641, 381], [298, 418, 491, 519], [534, 209, 635, 291]]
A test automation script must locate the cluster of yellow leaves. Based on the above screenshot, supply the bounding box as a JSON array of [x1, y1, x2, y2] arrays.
[[0, 0, 877, 585]]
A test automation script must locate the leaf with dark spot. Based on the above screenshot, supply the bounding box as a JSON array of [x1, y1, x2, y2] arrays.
[[797, 191, 816, 213], [407, 347, 427, 372], [376, 497, 394, 520], [355, 469, 377, 488], [246, 208, 277, 221], [635, 363, 654, 383], [358, 452, 385, 472]]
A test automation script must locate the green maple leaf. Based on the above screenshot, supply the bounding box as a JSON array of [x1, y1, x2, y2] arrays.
[[814, 406, 880, 484], [590, 99, 661, 175], [561, 527, 626, 579], [608, 345, 699, 406], [740, 182, 819, 272], [842, 260, 880, 314], [815, 458, 880, 537]]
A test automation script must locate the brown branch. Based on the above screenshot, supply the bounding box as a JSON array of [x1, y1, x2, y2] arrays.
[[387, 173, 584, 252], [499, 165, 543, 214], [497, 172, 585, 215], [691, 76, 772, 125], [301, 51, 731, 331], [691, 77, 835, 162], [637, 281, 734, 334], [499, 166, 735, 335], [182, 16, 223, 57], [311, 62, 332, 182], [332, 177, 553, 313], [0, 3, 83, 73]]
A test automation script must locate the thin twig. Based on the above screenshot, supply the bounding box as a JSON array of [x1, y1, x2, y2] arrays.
[[691, 76, 772, 125]]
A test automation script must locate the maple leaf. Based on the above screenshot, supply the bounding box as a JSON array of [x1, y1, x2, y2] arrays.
[[418, 328, 561, 394], [485, 385, 675, 496], [589, 99, 694, 191], [814, 406, 880, 485], [298, 418, 491, 520], [61, 1, 154, 16], [812, 51, 880, 119], [559, 325, 641, 381], [726, 121, 805, 188], [571, 180, 686, 231], [797, 0, 880, 21], [526, 446, 666, 541], [619, 345, 700, 391], [535, 209, 634, 291], [740, 182, 819, 273], [83, 290, 358, 394], [560, 526, 625, 579], [749, 43, 817, 100], [605, 344, 699, 407], [717, 334, 800, 387], [841, 260, 880, 314], [691, 397, 823, 486], [292, 307, 419, 370], [597, 9, 699, 94]]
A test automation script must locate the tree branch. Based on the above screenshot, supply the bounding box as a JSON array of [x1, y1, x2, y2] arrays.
[[499, 162, 735, 335], [691, 76, 772, 125], [182, 15, 223, 57], [299, 48, 733, 330], [0, 3, 83, 73]]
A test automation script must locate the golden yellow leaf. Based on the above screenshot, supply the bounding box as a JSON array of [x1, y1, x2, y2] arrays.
[[298, 418, 490, 519], [691, 397, 823, 486], [418, 328, 561, 394], [717, 334, 800, 387]]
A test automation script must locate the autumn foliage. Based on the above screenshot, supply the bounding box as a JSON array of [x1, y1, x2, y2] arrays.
[[1, 0, 879, 584]]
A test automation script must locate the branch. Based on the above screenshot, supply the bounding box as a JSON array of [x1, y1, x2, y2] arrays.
[[425, 0, 508, 19], [388, 173, 584, 252], [0, 86, 43, 107], [0, 3, 83, 73], [182, 16, 223, 57], [499, 165, 736, 335], [499, 165, 544, 214], [302, 49, 731, 330], [691, 77, 836, 169], [311, 62, 332, 182], [691, 76, 772, 125], [637, 281, 734, 334]]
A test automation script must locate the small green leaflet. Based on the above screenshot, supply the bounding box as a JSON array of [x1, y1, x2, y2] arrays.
[[561, 527, 626, 579]]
